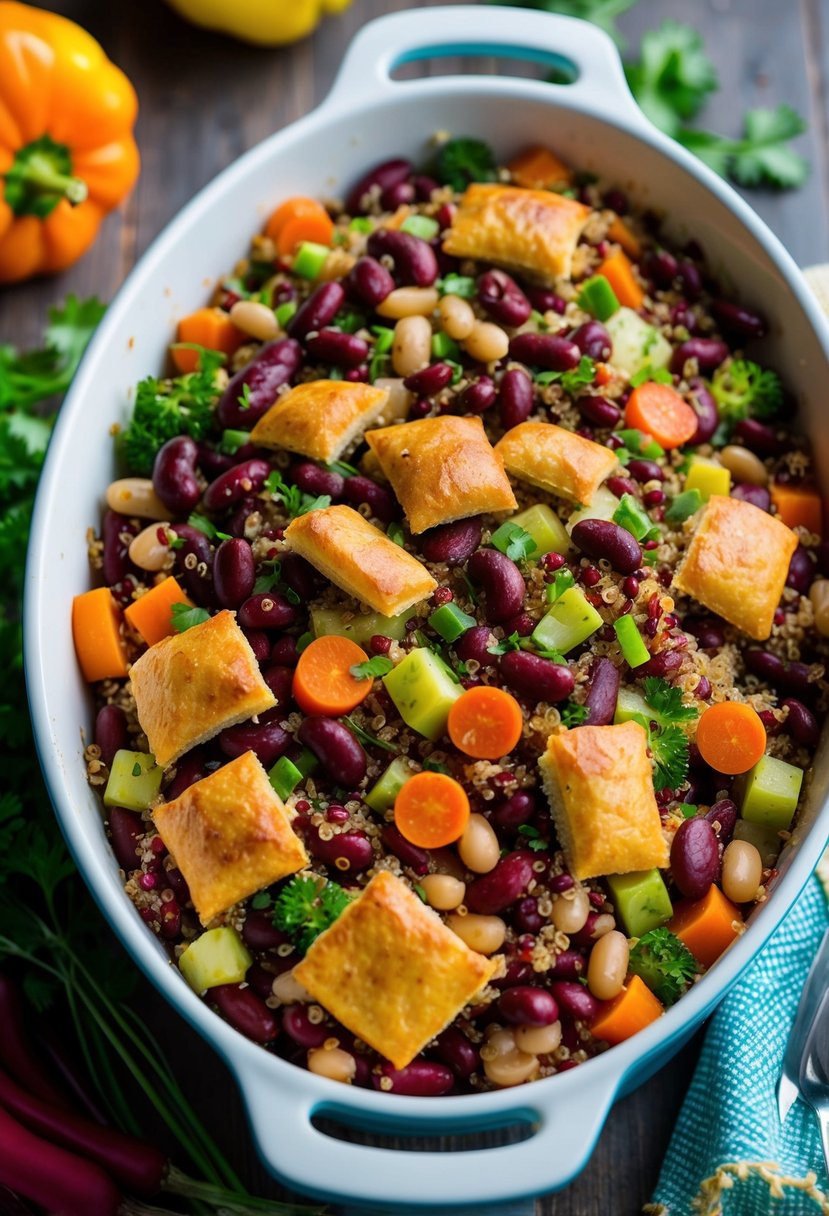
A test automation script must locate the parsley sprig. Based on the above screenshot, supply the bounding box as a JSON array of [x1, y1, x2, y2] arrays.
[[641, 676, 699, 791], [628, 927, 698, 1005], [350, 656, 394, 680], [265, 469, 331, 519], [273, 875, 353, 953], [122, 347, 225, 476]]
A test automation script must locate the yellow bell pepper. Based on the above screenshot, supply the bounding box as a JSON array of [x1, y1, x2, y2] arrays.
[[166, 0, 352, 46], [0, 3, 139, 284]]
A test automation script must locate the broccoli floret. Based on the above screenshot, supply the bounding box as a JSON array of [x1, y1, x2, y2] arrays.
[[628, 927, 698, 1005], [710, 358, 783, 422], [121, 347, 225, 475], [435, 137, 497, 192]]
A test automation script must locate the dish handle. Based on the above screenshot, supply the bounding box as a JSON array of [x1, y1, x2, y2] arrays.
[[233, 1052, 620, 1206], [323, 4, 646, 128]]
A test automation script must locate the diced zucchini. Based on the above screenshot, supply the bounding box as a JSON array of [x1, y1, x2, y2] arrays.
[[512, 503, 572, 555], [382, 647, 463, 741], [429, 602, 476, 643], [269, 756, 303, 801], [532, 587, 602, 654], [733, 819, 783, 868], [614, 615, 650, 668], [614, 687, 652, 728], [104, 750, 162, 811], [292, 241, 330, 279], [605, 308, 672, 379], [311, 605, 414, 644], [606, 869, 673, 937], [567, 485, 621, 533], [740, 754, 803, 830], [684, 457, 731, 502], [401, 214, 440, 240], [179, 927, 252, 992], [665, 489, 703, 523], [613, 493, 657, 542], [577, 275, 620, 322], [365, 756, 417, 812]]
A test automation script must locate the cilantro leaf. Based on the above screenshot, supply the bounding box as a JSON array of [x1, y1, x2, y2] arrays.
[[629, 363, 673, 388], [561, 701, 590, 727], [0, 296, 106, 411], [628, 927, 697, 1005], [488, 0, 639, 47], [186, 513, 231, 542], [435, 137, 497, 191], [536, 356, 595, 395], [487, 631, 522, 656], [171, 603, 211, 633], [273, 875, 353, 954], [710, 359, 783, 421], [122, 348, 224, 475], [490, 522, 537, 562], [643, 676, 699, 724], [517, 824, 549, 852], [678, 105, 809, 190], [625, 21, 717, 136], [350, 656, 394, 680], [546, 568, 575, 603], [265, 469, 330, 519], [648, 722, 690, 791]]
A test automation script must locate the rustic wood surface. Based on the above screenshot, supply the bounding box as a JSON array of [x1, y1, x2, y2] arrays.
[[5, 0, 829, 1211]]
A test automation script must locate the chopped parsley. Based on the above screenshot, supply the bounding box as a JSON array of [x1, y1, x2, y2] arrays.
[[490, 522, 537, 562], [561, 701, 590, 727], [536, 355, 596, 396], [264, 469, 330, 519], [170, 603, 210, 633], [628, 927, 698, 1005], [186, 513, 231, 542], [350, 656, 394, 680], [710, 359, 783, 421], [272, 875, 352, 954], [122, 347, 224, 475], [487, 631, 522, 656], [517, 824, 548, 852], [641, 677, 699, 791], [435, 136, 497, 191]]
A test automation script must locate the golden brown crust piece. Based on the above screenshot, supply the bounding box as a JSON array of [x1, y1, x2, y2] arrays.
[[365, 416, 517, 534], [674, 495, 799, 641], [294, 871, 496, 1069], [129, 610, 276, 769], [152, 751, 308, 925], [442, 184, 591, 282], [495, 421, 618, 506], [249, 380, 390, 463], [539, 722, 668, 880], [285, 505, 436, 615]]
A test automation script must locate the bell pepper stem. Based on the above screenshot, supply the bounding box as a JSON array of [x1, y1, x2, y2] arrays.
[[11, 151, 88, 205]]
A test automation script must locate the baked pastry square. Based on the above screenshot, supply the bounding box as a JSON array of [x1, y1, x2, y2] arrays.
[[129, 610, 276, 768], [249, 380, 389, 463], [442, 183, 591, 282], [495, 421, 618, 506], [365, 416, 517, 534], [674, 495, 798, 641], [294, 871, 496, 1069], [153, 751, 308, 925], [285, 505, 436, 615], [539, 722, 669, 880]]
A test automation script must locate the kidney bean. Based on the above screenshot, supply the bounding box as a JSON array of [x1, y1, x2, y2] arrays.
[[786, 545, 814, 594], [704, 799, 738, 845], [242, 911, 292, 952], [297, 716, 366, 787], [550, 980, 599, 1023], [686, 616, 726, 650], [202, 458, 270, 512], [642, 249, 678, 287], [578, 395, 620, 428], [571, 519, 641, 575], [171, 523, 216, 606], [782, 698, 820, 747], [460, 376, 497, 414], [526, 286, 566, 314], [108, 807, 144, 871], [303, 822, 374, 873], [465, 850, 535, 914], [367, 229, 438, 288], [280, 553, 322, 602], [218, 720, 290, 767], [509, 332, 581, 371], [382, 179, 415, 208], [467, 548, 525, 623], [671, 338, 729, 375], [584, 657, 620, 726], [197, 447, 237, 483], [489, 791, 536, 833], [165, 868, 190, 906], [499, 986, 558, 1027], [734, 418, 783, 456], [380, 824, 430, 875], [245, 962, 277, 999], [454, 624, 497, 666], [373, 1061, 453, 1096], [345, 256, 396, 308], [210, 984, 278, 1044], [677, 258, 703, 298], [477, 270, 531, 327], [571, 320, 611, 361], [513, 896, 543, 934], [248, 631, 278, 669], [627, 459, 664, 485], [341, 474, 396, 523], [711, 298, 767, 340], [289, 282, 346, 342], [671, 817, 719, 898], [346, 158, 413, 214], [270, 635, 300, 667], [163, 748, 209, 801], [498, 367, 534, 430], [502, 611, 535, 637], [102, 511, 139, 585], [306, 328, 369, 368], [549, 950, 585, 980], [217, 338, 302, 429], [291, 462, 345, 501], [745, 649, 784, 683], [237, 592, 297, 630], [95, 705, 128, 768], [152, 436, 201, 515], [212, 538, 255, 608], [606, 475, 638, 499], [226, 495, 260, 539], [639, 649, 683, 679], [731, 483, 771, 512], [283, 1006, 330, 1049], [499, 651, 574, 703], [434, 1027, 480, 1080], [404, 362, 453, 396]]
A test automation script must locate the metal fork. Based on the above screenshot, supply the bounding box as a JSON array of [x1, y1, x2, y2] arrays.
[[798, 985, 829, 1176]]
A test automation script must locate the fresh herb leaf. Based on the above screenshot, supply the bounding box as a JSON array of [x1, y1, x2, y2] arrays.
[[561, 701, 590, 727], [436, 274, 477, 299], [487, 631, 522, 656], [628, 927, 697, 1005], [237, 382, 253, 411], [629, 363, 673, 387], [333, 309, 366, 334], [0, 296, 106, 411], [488, 0, 638, 47], [273, 875, 353, 954], [251, 891, 272, 910], [710, 359, 783, 421], [422, 757, 450, 775], [648, 722, 690, 791], [327, 459, 360, 477], [171, 603, 211, 633], [342, 715, 399, 753], [490, 522, 537, 562], [625, 21, 717, 137], [536, 355, 596, 395], [678, 105, 809, 189], [387, 521, 405, 547], [265, 469, 330, 519], [435, 137, 497, 191], [643, 676, 699, 724], [517, 824, 548, 852], [546, 568, 576, 603], [122, 348, 224, 475], [681, 803, 699, 818], [186, 513, 231, 542], [350, 656, 394, 680]]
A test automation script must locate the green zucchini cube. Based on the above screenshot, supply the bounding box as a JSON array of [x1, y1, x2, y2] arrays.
[[311, 604, 414, 644], [179, 927, 252, 992], [740, 754, 803, 830], [365, 756, 417, 813], [532, 587, 602, 654], [104, 750, 162, 811], [382, 647, 462, 741], [606, 869, 673, 937], [614, 687, 652, 728], [733, 819, 783, 868], [567, 485, 621, 533], [512, 503, 572, 556], [613, 614, 650, 668], [605, 308, 672, 379]]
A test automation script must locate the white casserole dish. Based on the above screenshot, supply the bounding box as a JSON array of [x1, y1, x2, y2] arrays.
[[25, 7, 829, 1207]]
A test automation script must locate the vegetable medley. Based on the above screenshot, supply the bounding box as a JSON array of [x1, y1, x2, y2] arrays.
[[76, 135, 827, 1094]]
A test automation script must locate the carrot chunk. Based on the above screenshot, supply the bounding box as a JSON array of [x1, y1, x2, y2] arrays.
[[171, 307, 242, 374], [394, 772, 470, 849], [607, 216, 642, 260], [124, 576, 192, 648], [668, 885, 742, 968], [72, 588, 129, 682], [770, 482, 823, 537], [292, 635, 374, 717], [624, 382, 698, 449], [595, 249, 644, 311], [590, 974, 664, 1046], [265, 197, 334, 256], [447, 686, 523, 760], [507, 145, 573, 190], [695, 701, 767, 775]]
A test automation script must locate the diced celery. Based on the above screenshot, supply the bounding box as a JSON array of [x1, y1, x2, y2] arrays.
[[567, 485, 621, 533], [311, 605, 414, 644], [401, 215, 440, 240], [428, 602, 476, 643], [614, 687, 651, 728], [275, 300, 297, 328], [606, 870, 673, 937], [349, 216, 374, 234], [740, 754, 803, 830], [295, 747, 319, 778], [614, 615, 650, 668], [617, 429, 665, 461], [605, 308, 672, 379], [365, 756, 417, 812], [613, 493, 658, 542], [292, 241, 330, 279], [104, 750, 162, 811], [665, 488, 703, 523], [220, 429, 250, 455], [733, 819, 783, 868], [432, 331, 461, 361], [512, 503, 572, 555], [383, 647, 462, 741], [577, 274, 620, 322], [179, 927, 252, 992], [269, 756, 303, 801], [532, 587, 602, 654], [685, 457, 731, 502]]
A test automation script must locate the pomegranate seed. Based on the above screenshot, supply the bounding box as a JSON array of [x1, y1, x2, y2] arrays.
[[326, 805, 349, 823], [581, 565, 601, 587], [542, 552, 566, 572], [644, 540, 659, 551], [644, 489, 665, 507], [773, 608, 785, 626], [370, 634, 392, 654], [623, 576, 639, 598], [150, 836, 166, 855], [295, 799, 311, 813], [433, 587, 454, 605], [138, 873, 157, 891]]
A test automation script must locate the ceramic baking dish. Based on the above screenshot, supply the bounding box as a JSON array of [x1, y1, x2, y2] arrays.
[[25, 6, 829, 1207]]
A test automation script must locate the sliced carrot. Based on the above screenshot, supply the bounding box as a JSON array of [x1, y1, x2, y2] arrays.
[[292, 635, 374, 716], [624, 382, 698, 449], [695, 701, 767, 775], [171, 307, 243, 374], [124, 576, 192, 648], [594, 362, 612, 387], [72, 588, 129, 683], [590, 975, 664, 1046], [770, 482, 823, 537], [278, 212, 335, 258], [265, 196, 331, 243], [669, 885, 742, 968], [447, 686, 523, 760], [607, 216, 643, 260], [596, 249, 644, 311], [394, 772, 470, 849], [507, 145, 573, 190]]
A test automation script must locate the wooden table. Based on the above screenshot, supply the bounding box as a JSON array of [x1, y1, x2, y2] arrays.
[[5, 0, 829, 1210]]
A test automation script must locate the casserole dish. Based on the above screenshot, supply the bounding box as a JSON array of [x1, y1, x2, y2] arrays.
[[24, 6, 829, 1206]]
